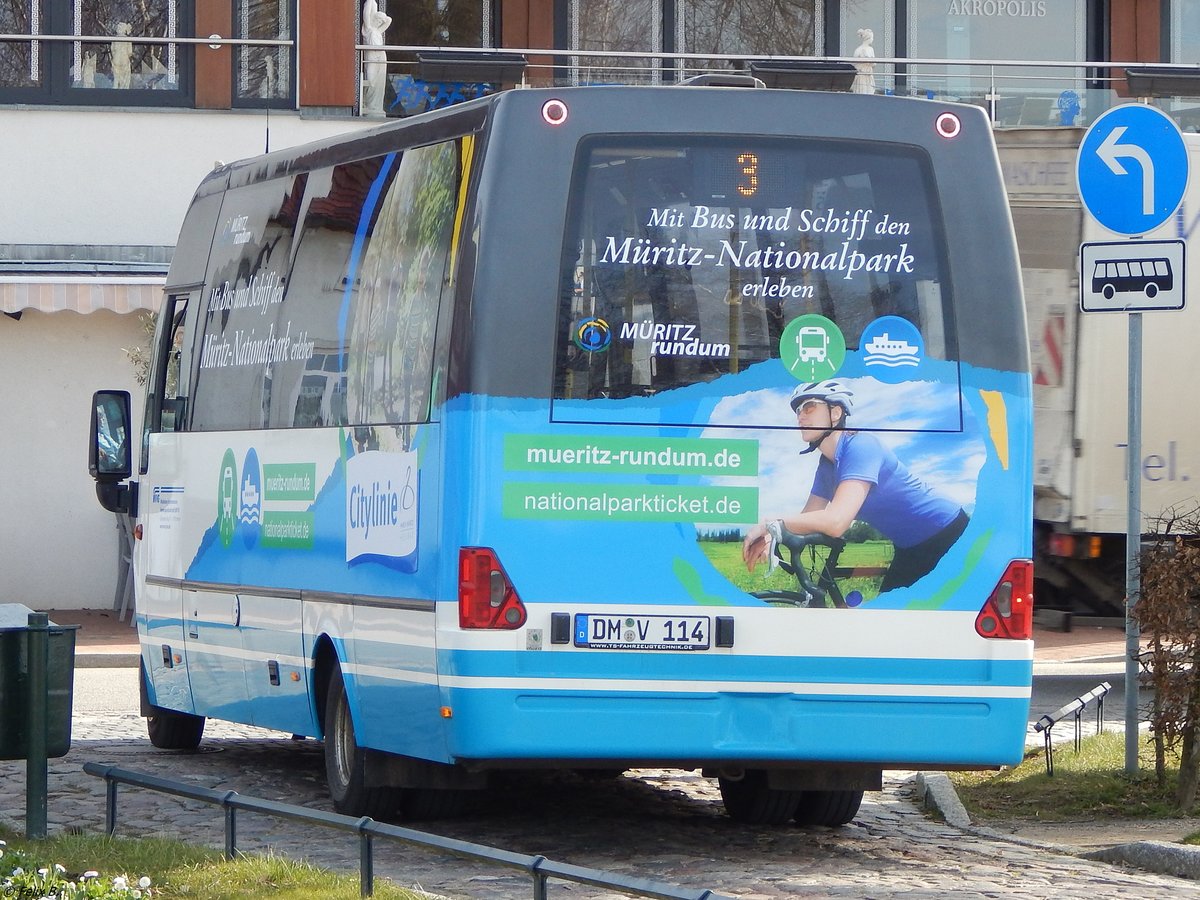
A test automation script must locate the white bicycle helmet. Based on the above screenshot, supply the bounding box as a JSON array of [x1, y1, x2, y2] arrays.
[[789, 380, 854, 415]]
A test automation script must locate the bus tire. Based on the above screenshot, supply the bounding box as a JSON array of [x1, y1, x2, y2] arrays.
[[140, 660, 205, 750], [717, 771, 802, 825], [323, 666, 400, 819], [793, 789, 864, 827]]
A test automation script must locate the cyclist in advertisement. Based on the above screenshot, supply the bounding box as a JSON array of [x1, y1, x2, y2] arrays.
[[742, 380, 969, 592]]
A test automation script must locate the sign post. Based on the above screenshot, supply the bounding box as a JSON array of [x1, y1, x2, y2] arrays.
[[1076, 102, 1189, 773]]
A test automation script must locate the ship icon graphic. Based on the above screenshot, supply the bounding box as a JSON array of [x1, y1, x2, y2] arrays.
[[863, 333, 920, 368], [239, 474, 261, 525]]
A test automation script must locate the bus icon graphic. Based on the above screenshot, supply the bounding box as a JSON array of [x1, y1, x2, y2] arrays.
[[1091, 258, 1173, 300], [1080, 240, 1186, 313], [797, 325, 829, 363]]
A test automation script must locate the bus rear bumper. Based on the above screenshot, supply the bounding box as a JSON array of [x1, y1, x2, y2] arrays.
[[441, 687, 1031, 769]]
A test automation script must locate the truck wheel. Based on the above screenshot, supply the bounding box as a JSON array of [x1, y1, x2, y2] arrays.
[[323, 666, 400, 819], [718, 770, 802, 825], [140, 660, 205, 750], [793, 789, 864, 826]]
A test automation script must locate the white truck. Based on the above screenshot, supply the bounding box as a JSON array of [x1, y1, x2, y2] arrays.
[[997, 126, 1200, 617]]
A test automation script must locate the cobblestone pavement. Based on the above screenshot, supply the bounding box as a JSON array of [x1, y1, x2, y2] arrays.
[[4, 709, 1200, 900]]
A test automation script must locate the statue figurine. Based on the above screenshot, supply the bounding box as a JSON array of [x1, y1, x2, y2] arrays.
[[361, 0, 393, 115], [80, 51, 97, 88], [852, 27, 876, 95], [110, 21, 133, 90]]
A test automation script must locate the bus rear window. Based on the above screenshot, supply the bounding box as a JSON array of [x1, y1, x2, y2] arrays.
[[552, 137, 957, 428]]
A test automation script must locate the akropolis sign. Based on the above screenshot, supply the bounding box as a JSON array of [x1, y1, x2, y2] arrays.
[[946, 1, 1047, 16]]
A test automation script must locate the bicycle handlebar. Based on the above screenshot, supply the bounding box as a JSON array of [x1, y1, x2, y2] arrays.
[[757, 520, 846, 608], [766, 520, 845, 561]]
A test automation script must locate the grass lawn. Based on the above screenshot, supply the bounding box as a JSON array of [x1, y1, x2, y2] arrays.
[[950, 731, 1197, 830], [0, 828, 425, 899]]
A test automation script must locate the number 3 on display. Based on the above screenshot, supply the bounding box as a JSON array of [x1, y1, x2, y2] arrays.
[[736, 152, 758, 198]]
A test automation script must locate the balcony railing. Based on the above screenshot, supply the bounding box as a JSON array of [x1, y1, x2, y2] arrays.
[[353, 46, 1200, 134]]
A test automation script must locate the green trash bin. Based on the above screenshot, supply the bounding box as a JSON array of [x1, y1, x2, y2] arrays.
[[0, 604, 78, 760]]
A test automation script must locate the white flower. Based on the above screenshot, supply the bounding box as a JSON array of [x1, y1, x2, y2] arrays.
[[38, 867, 49, 876], [132, 890, 142, 899], [54, 863, 66, 874], [138, 876, 152, 889], [13, 866, 23, 875], [112, 875, 128, 889], [82, 871, 99, 880]]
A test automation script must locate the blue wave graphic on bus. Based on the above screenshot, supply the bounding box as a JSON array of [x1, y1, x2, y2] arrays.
[[863, 348, 920, 367], [238, 447, 262, 548], [859, 316, 925, 383]]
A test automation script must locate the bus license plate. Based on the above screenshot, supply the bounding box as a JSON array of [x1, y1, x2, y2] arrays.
[[573, 614, 710, 650]]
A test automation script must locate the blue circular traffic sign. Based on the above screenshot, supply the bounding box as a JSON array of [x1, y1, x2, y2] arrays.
[[1077, 104, 1189, 236]]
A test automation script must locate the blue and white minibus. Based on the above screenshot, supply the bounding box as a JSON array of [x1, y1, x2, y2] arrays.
[[89, 79, 1033, 826]]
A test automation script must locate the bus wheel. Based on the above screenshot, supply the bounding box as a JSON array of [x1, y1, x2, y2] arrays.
[[717, 771, 802, 825], [323, 666, 400, 819], [1146, 283, 1159, 299], [140, 660, 205, 750], [793, 789, 864, 827]]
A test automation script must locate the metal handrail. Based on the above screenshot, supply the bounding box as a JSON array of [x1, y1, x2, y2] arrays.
[[349, 45, 1189, 71], [0, 33, 292, 47], [1032, 681, 1112, 776], [83, 763, 726, 900]]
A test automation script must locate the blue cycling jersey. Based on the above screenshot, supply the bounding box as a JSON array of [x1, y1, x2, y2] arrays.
[[811, 431, 961, 548]]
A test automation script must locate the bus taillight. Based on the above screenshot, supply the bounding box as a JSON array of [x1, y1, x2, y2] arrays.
[[459, 547, 527, 629], [541, 99, 568, 125], [935, 112, 961, 139], [975, 560, 1033, 640]]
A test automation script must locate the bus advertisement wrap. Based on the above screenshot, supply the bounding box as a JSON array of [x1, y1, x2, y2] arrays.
[[94, 87, 1032, 826]]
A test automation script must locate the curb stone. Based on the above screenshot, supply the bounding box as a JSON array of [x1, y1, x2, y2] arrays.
[[913, 772, 971, 829], [76, 653, 140, 669], [917, 770, 1200, 880], [1084, 841, 1200, 879]]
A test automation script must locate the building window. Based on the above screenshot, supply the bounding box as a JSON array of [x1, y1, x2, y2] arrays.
[[1171, 3, 1200, 64], [677, 0, 821, 74], [838, 0, 892, 93], [565, 0, 823, 84], [234, 0, 293, 106], [0, 1, 43, 89], [372, 0, 494, 116], [382, 0, 488, 47], [0, 0, 190, 105], [572, 0, 660, 82], [907, 0, 1084, 123]]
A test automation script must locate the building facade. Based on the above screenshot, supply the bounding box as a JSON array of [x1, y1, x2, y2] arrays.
[[0, 0, 1180, 611]]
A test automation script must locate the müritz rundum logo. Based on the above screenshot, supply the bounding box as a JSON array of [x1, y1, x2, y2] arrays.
[[572, 317, 611, 352]]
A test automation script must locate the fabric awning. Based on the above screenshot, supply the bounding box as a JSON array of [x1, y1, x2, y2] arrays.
[[0, 276, 165, 315]]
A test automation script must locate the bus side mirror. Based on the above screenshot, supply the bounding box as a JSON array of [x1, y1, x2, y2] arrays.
[[89, 391, 133, 514]]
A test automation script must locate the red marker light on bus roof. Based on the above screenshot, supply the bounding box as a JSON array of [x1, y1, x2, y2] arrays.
[[935, 112, 962, 139], [542, 99, 569, 126]]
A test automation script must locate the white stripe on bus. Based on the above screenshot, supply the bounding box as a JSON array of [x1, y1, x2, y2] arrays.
[[438, 675, 1030, 698]]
